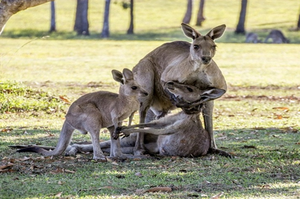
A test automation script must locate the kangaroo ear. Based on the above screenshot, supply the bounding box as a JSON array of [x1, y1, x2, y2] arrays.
[[122, 68, 134, 82], [112, 69, 124, 84], [206, 24, 226, 40], [201, 88, 226, 100], [181, 23, 201, 40]]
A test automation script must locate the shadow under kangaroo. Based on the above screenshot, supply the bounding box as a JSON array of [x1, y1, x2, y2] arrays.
[[65, 82, 231, 158]]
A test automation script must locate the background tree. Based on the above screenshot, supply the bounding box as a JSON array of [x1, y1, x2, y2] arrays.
[[101, 0, 111, 38], [0, 0, 52, 35], [127, 0, 134, 34], [74, 0, 89, 35], [297, 6, 300, 30], [182, 0, 193, 24], [49, 1, 56, 32], [235, 0, 247, 34], [195, 0, 205, 26]]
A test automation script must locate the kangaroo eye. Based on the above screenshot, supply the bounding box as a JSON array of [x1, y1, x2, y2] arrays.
[[187, 87, 193, 92], [193, 45, 199, 50], [131, 86, 138, 90], [212, 45, 217, 50]]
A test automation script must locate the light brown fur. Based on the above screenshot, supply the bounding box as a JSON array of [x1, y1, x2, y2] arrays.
[[18, 69, 148, 160], [64, 83, 230, 158], [131, 23, 227, 155]]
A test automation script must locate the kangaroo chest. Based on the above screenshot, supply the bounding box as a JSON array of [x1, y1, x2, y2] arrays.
[[184, 70, 214, 89]]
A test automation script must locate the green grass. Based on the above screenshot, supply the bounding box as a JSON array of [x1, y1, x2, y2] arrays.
[[1, 0, 300, 198]]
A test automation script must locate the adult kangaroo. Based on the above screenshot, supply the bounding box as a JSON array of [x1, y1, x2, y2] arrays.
[[18, 69, 148, 161], [132, 23, 227, 155]]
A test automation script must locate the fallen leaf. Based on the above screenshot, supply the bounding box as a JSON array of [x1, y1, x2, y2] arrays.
[[1, 128, 13, 132], [54, 192, 63, 197], [58, 180, 63, 185], [0, 163, 14, 172], [64, 169, 75, 174], [210, 192, 224, 199], [274, 114, 283, 119], [145, 187, 172, 193], [272, 107, 289, 111], [135, 172, 143, 177], [135, 189, 145, 194], [100, 186, 114, 189], [59, 95, 71, 104]]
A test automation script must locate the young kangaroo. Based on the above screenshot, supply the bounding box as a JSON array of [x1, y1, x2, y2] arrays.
[[18, 68, 148, 161], [132, 23, 227, 155], [264, 29, 289, 43]]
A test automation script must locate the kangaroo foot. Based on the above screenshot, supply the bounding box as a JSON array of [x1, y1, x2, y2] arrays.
[[208, 147, 233, 158]]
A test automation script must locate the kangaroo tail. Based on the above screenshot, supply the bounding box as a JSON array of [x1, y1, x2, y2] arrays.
[[18, 122, 74, 157]]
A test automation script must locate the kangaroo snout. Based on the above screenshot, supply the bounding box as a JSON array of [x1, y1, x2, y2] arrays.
[[140, 91, 148, 97], [201, 56, 211, 64]]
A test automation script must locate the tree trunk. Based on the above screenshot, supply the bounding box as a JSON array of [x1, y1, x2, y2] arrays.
[[182, 0, 193, 24], [297, 9, 300, 30], [74, 0, 89, 35], [195, 0, 205, 26], [101, 0, 110, 38], [49, 1, 56, 32], [235, 0, 247, 34], [0, 0, 52, 35], [127, 0, 134, 34]]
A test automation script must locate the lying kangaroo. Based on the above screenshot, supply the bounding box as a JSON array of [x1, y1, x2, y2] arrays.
[[64, 82, 230, 158], [132, 23, 227, 155], [264, 29, 289, 43], [18, 68, 148, 160], [245, 32, 261, 43]]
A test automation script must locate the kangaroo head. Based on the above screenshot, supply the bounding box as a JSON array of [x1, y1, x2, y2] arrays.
[[181, 23, 226, 65], [112, 68, 148, 98], [166, 82, 202, 103], [166, 81, 226, 106]]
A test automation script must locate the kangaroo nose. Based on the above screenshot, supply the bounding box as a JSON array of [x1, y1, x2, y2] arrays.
[[201, 56, 211, 64]]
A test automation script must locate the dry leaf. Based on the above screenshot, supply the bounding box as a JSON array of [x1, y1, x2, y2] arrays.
[[135, 172, 143, 177], [100, 186, 114, 190], [0, 163, 14, 172], [54, 192, 63, 197], [145, 187, 172, 193], [59, 95, 71, 104], [274, 114, 283, 119], [272, 107, 289, 111], [64, 169, 75, 174], [210, 192, 224, 199]]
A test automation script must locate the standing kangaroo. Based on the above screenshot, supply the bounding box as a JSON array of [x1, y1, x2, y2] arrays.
[[18, 69, 148, 160], [132, 23, 227, 155]]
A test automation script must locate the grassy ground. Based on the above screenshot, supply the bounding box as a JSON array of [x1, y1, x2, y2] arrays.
[[1, 0, 300, 198]]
